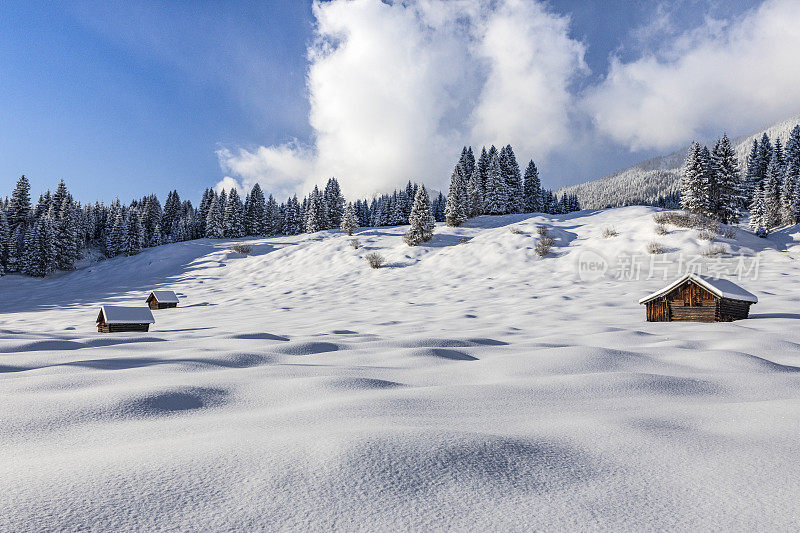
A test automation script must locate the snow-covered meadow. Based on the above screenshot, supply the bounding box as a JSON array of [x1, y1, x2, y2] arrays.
[[3, 206, 800, 530]]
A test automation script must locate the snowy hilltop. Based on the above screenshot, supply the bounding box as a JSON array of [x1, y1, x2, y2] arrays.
[[559, 114, 800, 208], [3, 206, 800, 530]]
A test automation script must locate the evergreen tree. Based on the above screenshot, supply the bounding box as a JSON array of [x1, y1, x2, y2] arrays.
[[8, 175, 31, 228], [7, 225, 21, 273], [523, 160, 541, 212], [340, 202, 359, 235], [783, 125, 800, 224], [223, 188, 244, 238], [466, 167, 483, 217], [127, 209, 144, 255], [500, 145, 523, 213], [404, 185, 435, 246], [324, 178, 345, 229], [305, 187, 327, 233], [107, 211, 128, 257], [680, 142, 708, 215], [0, 209, 9, 271], [246, 183, 266, 236], [757, 133, 773, 179], [749, 187, 768, 237], [477, 147, 490, 202], [265, 194, 279, 235], [205, 196, 224, 239], [284, 195, 301, 235], [445, 165, 468, 227], [711, 134, 743, 223], [763, 154, 783, 228], [484, 153, 508, 215], [55, 197, 79, 270]]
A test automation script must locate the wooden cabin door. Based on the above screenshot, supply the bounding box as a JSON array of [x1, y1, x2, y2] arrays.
[[683, 282, 702, 307]]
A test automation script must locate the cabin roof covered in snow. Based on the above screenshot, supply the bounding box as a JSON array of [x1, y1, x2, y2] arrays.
[[639, 273, 758, 304], [97, 306, 156, 324], [147, 290, 179, 303]]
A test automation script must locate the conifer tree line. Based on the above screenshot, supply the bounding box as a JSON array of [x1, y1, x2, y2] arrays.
[[679, 124, 800, 237], [1, 144, 573, 275], [441, 144, 580, 227]]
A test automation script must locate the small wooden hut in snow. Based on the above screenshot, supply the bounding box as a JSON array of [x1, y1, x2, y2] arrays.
[[639, 273, 757, 322], [146, 290, 179, 309], [97, 306, 155, 333]]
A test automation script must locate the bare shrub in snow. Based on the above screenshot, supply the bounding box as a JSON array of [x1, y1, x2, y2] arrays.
[[722, 227, 736, 239], [536, 225, 549, 236], [701, 244, 726, 257], [458, 237, 470, 244], [697, 229, 716, 241], [365, 252, 385, 269], [602, 227, 618, 238], [539, 235, 556, 247], [652, 212, 669, 225], [535, 241, 551, 257], [231, 243, 252, 254], [654, 224, 668, 235], [646, 241, 665, 254], [509, 226, 523, 235], [349, 238, 360, 250]]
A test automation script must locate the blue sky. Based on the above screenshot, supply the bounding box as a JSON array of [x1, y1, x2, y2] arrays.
[[0, 0, 784, 203]]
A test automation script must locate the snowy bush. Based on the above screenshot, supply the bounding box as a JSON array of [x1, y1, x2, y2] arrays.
[[536, 225, 549, 236], [697, 230, 716, 241], [349, 238, 360, 249], [365, 252, 385, 269], [540, 235, 556, 247], [646, 241, 665, 254], [654, 224, 668, 235], [458, 237, 470, 244], [535, 239, 552, 257], [602, 227, 618, 238], [701, 244, 726, 257], [231, 243, 252, 254], [509, 226, 523, 234], [722, 227, 736, 239]]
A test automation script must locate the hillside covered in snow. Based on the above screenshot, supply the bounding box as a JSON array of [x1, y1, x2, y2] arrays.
[[3, 207, 800, 529], [560, 114, 800, 208]]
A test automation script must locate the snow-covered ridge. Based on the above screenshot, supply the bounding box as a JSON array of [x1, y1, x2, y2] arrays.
[[559, 114, 800, 208], [2, 206, 800, 530]]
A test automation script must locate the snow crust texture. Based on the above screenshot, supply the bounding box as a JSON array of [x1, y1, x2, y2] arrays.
[[2, 207, 800, 531]]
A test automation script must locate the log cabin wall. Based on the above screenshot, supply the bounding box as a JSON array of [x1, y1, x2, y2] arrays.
[[98, 323, 151, 333]]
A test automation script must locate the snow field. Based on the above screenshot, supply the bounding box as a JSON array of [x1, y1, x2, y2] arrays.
[[2, 206, 800, 530]]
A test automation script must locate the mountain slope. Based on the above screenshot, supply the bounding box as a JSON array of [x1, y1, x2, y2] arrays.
[[560, 114, 800, 208], [3, 208, 800, 529]]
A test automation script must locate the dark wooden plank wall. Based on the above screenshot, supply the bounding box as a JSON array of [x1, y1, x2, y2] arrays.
[[645, 280, 752, 322], [98, 323, 151, 333]]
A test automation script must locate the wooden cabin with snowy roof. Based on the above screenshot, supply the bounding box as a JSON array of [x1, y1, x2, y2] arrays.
[[97, 306, 156, 333], [146, 290, 179, 310], [639, 273, 757, 322]]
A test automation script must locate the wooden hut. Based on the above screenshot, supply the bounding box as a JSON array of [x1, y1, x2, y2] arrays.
[[96, 306, 156, 333], [146, 290, 179, 310], [639, 273, 757, 322]]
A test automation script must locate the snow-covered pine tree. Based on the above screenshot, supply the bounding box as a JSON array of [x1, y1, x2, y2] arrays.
[[223, 188, 244, 238], [324, 178, 345, 229], [445, 165, 468, 226], [466, 167, 483, 217], [265, 194, 279, 235], [246, 183, 266, 236], [340, 202, 359, 235], [523, 160, 541, 212], [500, 145, 523, 214], [6, 225, 21, 273], [162, 190, 181, 241], [0, 209, 9, 271], [284, 195, 301, 235], [305, 187, 326, 233], [107, 211, 128, 257], [197, 188, 214, 236], [8, 175, 31, 229], [404, 184, 435, 246], [763, 154, 783, 229], [680, 142, 707, 215], [55, 196, 79, 270], [745, 138, 761, 202], [757, 133, 773, 179], [127, 209, 144, 255], [783, 125, 800, 224], [484, 152, 508, 215], [699, 146, 716, 219], [711, 134, 743, 223], [477, 146, 490, 202], [749, 187, 768, 237], [205, 196, 224, 239]]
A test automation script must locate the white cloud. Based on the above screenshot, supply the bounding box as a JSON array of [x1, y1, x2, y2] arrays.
[[583, 0, 800, 151], [217, 0, 587, 199]]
